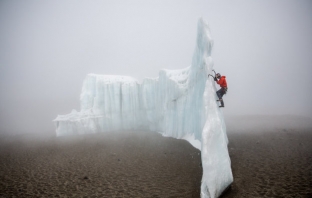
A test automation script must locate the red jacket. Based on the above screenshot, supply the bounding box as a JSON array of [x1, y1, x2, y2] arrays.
[[217, 76, 227, 88]]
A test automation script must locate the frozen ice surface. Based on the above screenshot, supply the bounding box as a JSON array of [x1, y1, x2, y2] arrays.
[[54, 18, 233, 198]]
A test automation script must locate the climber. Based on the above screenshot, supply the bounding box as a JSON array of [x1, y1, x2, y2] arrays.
[[214, 73, 227, 108]]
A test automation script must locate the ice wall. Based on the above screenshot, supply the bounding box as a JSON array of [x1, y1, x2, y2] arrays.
[[54, 18, 233, 198]]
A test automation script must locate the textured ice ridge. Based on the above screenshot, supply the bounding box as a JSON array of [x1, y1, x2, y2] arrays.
[[54, 18, 233, 198]]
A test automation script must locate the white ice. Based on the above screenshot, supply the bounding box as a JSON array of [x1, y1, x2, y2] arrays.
[[54, 18, 233, 198]]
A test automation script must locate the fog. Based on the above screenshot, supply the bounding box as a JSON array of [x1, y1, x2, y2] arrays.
[[0, 0, 312, 135]]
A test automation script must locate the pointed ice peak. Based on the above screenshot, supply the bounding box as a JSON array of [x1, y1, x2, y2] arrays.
[[188, 18, 214, 88], [196, 18, 213, 57]]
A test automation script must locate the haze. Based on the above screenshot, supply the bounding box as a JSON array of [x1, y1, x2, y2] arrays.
[[0, 0, 312, 135]]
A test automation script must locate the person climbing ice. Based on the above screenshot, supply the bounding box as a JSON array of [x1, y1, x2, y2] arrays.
[[214, 73, 227, 108]]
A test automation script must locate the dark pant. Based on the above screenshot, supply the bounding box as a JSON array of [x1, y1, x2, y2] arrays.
[[216, 87, 226, 106]]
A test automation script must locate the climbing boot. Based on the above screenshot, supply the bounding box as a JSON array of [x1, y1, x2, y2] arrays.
[[220, 99, 224, 107]]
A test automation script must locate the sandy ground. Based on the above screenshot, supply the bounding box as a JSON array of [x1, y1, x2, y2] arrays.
[[0, 116, 312, 198], [224, 129, 312, 198], [0, 131, 202, 198]]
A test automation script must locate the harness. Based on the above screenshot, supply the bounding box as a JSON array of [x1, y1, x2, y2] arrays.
[[222, 87, 228, 94]]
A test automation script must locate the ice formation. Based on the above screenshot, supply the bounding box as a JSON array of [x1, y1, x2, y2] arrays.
[[54, 18, 233, 198]]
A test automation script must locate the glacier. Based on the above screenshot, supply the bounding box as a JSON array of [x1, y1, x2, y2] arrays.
[[54, 18, 233, 198]]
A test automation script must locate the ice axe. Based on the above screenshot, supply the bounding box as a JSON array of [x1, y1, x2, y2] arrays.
[[212, 69, 217, 76], [208, 74, 215, 79], [208, 69, 217, 79], [208, 74, 218, 82], [208, 70, 218, 81]]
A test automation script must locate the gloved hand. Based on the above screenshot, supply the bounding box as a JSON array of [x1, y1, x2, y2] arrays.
[[214, 77, 217, 81]]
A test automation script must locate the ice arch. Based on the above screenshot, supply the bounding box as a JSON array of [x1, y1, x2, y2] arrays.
[[54, 18, 233, 198]]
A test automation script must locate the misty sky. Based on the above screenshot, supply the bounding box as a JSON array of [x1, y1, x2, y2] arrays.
[[1, 0, 312, 134]]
